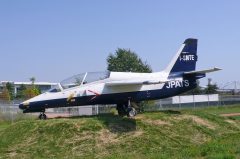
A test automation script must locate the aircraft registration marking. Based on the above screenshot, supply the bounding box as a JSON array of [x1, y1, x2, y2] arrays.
[[166, 80, 189, 89]]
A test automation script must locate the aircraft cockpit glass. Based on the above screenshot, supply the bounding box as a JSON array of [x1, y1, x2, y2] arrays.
[[60, 73, 85, 89], [48, 84, 62, 93], [60, 71, 110, 90], [83, 71, 110, 84]]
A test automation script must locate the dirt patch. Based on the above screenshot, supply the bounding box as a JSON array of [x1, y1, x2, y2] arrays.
[[7, 151, 18, 158], [225, 119, 239, 128], [144, 119, 172, 126], [191, 116, 216, 130], [134, 115, 145, 120], [128, 130, 144, 137], [97, 129, 119, 145], [220, 113, 240, 117], [64, 132, 94, 145], [97, 128, 143, 145], [73, 121, 87, 129], [95, 129, 143, 158], [46, 113, 70, 119], [192, 132, 210, 144], [174, 115, 216, 130], [225, 119, 236, 124]]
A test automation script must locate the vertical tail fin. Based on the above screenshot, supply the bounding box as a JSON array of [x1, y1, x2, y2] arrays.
[[165, 38, 198, 74]]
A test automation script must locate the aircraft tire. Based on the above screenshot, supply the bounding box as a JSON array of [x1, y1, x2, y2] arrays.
[[39, 113, 47, 120], [127, 107, 137, 117]]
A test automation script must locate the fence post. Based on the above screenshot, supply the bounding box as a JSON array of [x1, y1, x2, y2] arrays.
[[11, 105, 13, 124], [193, 95, 195, 109], [207, 94, 210, 107], [179, 96, 181, 109], [159, 100, 162, 110], [96, 105, 99, 115]]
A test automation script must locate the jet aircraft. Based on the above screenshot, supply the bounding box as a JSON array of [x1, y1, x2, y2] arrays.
[[19, 38, 221, 119]]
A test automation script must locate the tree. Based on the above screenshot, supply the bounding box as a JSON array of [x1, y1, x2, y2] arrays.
[[6, 82, 14, 100], [107, 48, 153, 113], [0, 86, 10, 102], [23, 77, 40, 99], [16, 84, 27, 99], [30, 77, 36, 86], [187, 80, 203, 95], [205, 84, 218, 94], [24, 88, 40, 99], [107, 48, 152, 73]]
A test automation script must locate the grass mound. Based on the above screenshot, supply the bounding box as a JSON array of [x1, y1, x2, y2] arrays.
[[0, 106, 240, 159]]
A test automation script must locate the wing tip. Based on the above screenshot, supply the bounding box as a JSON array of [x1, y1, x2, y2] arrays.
[[214, 67, 222, 71]]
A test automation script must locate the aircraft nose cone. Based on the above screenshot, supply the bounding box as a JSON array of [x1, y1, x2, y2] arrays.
[[19, 103, 24, 110]]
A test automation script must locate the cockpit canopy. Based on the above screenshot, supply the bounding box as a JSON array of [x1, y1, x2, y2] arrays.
[[59, 71, 110, 90]]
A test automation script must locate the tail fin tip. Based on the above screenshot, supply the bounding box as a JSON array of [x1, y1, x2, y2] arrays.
[[184, 38, 198, 44], [165, 38, 198, 74]]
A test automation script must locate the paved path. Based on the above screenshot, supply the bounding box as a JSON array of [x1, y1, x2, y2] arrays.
[[220, 113, 240, 117], [45, 113, 71, 119]]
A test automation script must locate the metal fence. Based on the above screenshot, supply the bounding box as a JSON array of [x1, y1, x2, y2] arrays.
[[145, 94, 221, 111], [0, 104, 23, 122], [1, 95, 240, 119]]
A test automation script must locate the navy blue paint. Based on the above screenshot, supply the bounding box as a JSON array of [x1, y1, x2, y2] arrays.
[[170, 38, 198, 73], [19, 77, 198, 113]]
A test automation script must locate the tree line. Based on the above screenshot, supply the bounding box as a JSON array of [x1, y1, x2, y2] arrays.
[[0, 77, 41, 102]]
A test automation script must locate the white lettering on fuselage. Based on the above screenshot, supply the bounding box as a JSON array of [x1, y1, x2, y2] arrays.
[[180, 55, 195, 61], [166, 80, 189, 89]]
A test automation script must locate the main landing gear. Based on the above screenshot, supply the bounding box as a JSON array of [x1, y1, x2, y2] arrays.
[[38, 111, 47, 120], [117, 100, 138, 117]]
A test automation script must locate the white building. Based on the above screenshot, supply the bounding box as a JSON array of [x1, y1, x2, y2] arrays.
[[0, 81, 57, 95]]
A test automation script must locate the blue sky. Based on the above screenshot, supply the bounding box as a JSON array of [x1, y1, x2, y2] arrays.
[[0, 1, 239, 86]]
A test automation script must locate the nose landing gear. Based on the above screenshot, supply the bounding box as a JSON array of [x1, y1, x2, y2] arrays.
[[38, 111, 47, 120], [116, 100, 138, 117]]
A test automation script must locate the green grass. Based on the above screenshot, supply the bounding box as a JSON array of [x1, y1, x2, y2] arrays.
[[0, 105, 240, 159], [0, 122, 10, 133], [196, 104, 240, 115]]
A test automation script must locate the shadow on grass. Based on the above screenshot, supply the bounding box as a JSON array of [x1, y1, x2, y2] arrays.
[[61, 113, 137, 134], [96, 113, 137, 133], [159, 110, 182, 115]]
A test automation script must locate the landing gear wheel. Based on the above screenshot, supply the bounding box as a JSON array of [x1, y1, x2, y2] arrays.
[[39, 113, 47, 120], [127, 107, 137, 117]]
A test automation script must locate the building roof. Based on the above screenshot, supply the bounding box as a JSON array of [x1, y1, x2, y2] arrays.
[[1, 81, 57, 86], [14, 82, 58, 86]]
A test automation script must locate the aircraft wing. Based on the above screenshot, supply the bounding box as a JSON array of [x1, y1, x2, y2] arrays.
[[105, 79, 169, 86], [184, 67, 222, 75]]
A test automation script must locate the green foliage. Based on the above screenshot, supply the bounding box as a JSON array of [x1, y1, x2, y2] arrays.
[[0, 86, 10, 101], [191, 86, 203, 95], [186, 80, 204, 95], [23, 87, 40, 99], [107, 49, 152, 113], [21, 77, 41, 100], [16, 84, 27, 99], [5, 82, 14, 100], [30, 77, 36, 85], [0, 105, 240, 158], [205, 84, 219, 94], [107, 48, 152, 73]]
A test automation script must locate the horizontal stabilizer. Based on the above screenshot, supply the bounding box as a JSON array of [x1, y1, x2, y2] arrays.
[[184, 67, 222, 75], [105, 79, 169, 86]]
